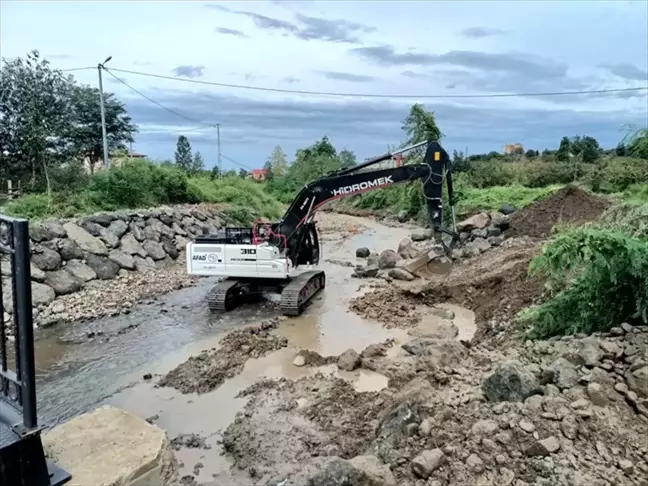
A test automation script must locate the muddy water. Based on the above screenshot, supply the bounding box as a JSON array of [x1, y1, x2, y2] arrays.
[[26, 214, 475, 482]]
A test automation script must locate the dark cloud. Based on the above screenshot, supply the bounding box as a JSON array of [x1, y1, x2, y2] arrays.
[[402, 70, 427, 79], [318, 71, 375, 83], [215, 27, 248, 38], [351, 46, 567, 79], [461, 27, 507, 38], [171, 65, 205, 78], [206, 4, 374, 44], [600, 63, 648, 82], [121, 87, 646, 167], [282, 76, 300, 84]]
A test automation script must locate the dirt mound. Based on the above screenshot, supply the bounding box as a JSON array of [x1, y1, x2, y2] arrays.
[[157, 319, 287, 394], [506, 185, 611, 239]]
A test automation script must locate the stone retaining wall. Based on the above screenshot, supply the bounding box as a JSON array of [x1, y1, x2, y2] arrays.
[[1, 204, 226, 317]]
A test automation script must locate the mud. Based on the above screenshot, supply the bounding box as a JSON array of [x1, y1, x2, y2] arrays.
[[506, 185, 611, 239], [157, 319, 289, 394]]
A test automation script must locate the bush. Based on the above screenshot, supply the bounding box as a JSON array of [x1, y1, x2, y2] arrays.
[[521, 226, 648, 338], [589, 157, 648, 193]]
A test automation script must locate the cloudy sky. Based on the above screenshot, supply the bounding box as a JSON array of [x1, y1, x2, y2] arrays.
[[2, 0, 648, 171]]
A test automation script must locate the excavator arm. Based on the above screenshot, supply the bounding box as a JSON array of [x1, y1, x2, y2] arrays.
[[261, 140, 458, 266]]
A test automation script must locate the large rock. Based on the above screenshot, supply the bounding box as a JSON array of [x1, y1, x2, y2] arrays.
[[499, 203, 516, 215], [86, 213, 115, 226], [397, 238, 418, 259], [108, 250, 136, 270], [174, 235, 190, 252], [171, 223, 187, 237], [142, 241, 166, 261], [31, 247, 61, 271], [42, 406, 177, 486], [625, 365, 648, 398], [63, 222, 108, 256], [378, 249, 401, 269], [396, 210, 409, 223], [545, 357, 580, 390], [65, 260, 97, 282], [411, 449, 444, 478], [160, 237, 179, 260], [134, 256, 157, 273], [411, 228, 433, 242], [79, 220, 103, 237], [129, 222, 145, 242], [349, 455, 397, 486], [44, 269, 83, 296], [120, 233, 147, 257], [577, 337, 604, 367], [143, 226, 161, 242], [41, 219, 67, 238], [464, 237, 491, 257], [356, 247, 371, 258], [483, 360, 541, 402], [337, 348, 361, 371], [107, 219, 129, 238], [457, 212, 490, 232], [29, 223, 54, 243], [388, 268, 415, 281], [85, 254, 120, 280], [98, 228, 120, 249], [57, 238, 84, 261], [32, 281, 56, 307]]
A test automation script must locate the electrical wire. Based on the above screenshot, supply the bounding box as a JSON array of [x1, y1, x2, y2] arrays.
[[220, 154, 253, 170], [102, 68, 218, 127], [106, 66, 648, 99], [60, 67, 95, 72]]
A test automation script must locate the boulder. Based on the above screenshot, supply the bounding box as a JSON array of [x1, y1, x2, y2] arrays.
[[349, 455, 397, 486], [397, 238, 418, 259], [457, 212, 490, 232], [31, 281, 56, 307], [356, 247, 371, 258], [487, 226, 502, 237], [367, 252, 380, 267], [396, 210, 409, 223], [161, 237, 179, 260], [86, 213, 115, 226], [120, 234, 147, 257], [79, 220, 103, 237], [107, 220, 129, 238], [388, 268, 415, 281], [577, 337, 604, 367], [525, 436, 561, 457], [134, 256, 157, 273], [30, 264, 46, 282], [63, 222, 108, 256], [98, 228, 120, 249], [624, 365, 648, 398], [57, 238, 84, 261], [65, 260, 97, 282], [471, 228, 488, 239], [44, 269, 83, 296], [174, 235, 190, 252], [108, 250, 136, 270], [482, 360, 541, 402], [29, 223, 54, 243], [85, 254, 120, 280], [411, 228, 433, 242], [171, 223, 187, 237], [378, 249, 401, 269], [499, 203, 516, 215], [464, 237, 491, 257], [411, 449, 444, 478], [41, 220, 67, 238], [544, 357, 580, 390], [143, 226, 161, 242], [32, 247, 62, 271], [129, 223, 145, 242], [143, 241, 166, 261], [337, 348, 361, 371]]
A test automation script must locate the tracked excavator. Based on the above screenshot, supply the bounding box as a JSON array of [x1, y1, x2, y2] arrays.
[[186, 139, 458, 316]]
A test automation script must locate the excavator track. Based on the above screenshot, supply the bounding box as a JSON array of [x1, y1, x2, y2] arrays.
[[207, 278, 244, 312], [280, 270, 326, 316]]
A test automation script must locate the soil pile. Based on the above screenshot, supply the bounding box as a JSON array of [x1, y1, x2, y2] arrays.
[[157, 319, 288, 394], [220, 324, 648, 486], [506, 185, 611, 239]]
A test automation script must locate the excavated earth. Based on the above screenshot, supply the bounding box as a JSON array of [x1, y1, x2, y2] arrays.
[[124, 188, 647, 486]]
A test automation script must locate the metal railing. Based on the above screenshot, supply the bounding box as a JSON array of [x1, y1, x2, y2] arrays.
[[0, 215, 71, 486]]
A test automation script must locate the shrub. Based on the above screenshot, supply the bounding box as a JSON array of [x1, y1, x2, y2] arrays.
[[521, 226, 648, 338], [589, 157, 648, 193]]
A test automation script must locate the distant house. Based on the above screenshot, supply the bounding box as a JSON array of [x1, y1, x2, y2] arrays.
[[82, 151, 148, 174], [250, 168, 265, 181], [503, 143, 524, 155]]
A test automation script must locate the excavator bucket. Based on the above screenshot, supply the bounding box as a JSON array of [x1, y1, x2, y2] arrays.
[[401, 241, 455, 278]]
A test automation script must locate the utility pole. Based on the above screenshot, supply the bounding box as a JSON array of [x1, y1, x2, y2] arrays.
[[216, 123, 222, 178], [98, 56, 112, 170]]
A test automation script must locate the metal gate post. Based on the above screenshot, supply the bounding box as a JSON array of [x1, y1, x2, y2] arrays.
[[0, 215, 71, 486]]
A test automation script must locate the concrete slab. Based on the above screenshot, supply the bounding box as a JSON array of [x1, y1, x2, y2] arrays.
[[43, 406, 178, 486]]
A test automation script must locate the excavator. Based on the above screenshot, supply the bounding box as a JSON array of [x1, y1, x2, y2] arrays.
[[185, 139, 458, 316]]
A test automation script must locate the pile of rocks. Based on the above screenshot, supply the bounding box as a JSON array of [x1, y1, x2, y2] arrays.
[[1, 204, 226, 326]]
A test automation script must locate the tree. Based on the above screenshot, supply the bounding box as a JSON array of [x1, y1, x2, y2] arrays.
[[0, 50, 76, 185], [338, 149, 357, 170], [623, 127, 648, 159], [68, 85, 137, 172], [210, 165, 221, 180], [615, 142, 628, 156], [263, 160, 274, 181], [268, 145, 288, 177], [570, 135, 600, 163], [191, 151, 205, 174], [556, 137, 571, 161], [289, 136, 340, 185], [238, 168, 249, 178], [402, 104, 443, 149], [174, 135, 192, 171], [525, 149, 537, 159]]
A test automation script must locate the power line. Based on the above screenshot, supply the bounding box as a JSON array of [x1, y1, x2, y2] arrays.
[[106, 66, 648, 99], [220, 154, 252, 170], [60, 67, 95, 72], [102, 68, 218, 127]]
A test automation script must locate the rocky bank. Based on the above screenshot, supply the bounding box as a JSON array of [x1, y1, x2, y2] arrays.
[[1, 203, 228, 327]]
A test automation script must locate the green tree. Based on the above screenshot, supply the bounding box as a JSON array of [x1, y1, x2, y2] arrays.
[[210, 165, 221, 180], [174, 135, 193, 171], [288, 137, 340, 184], [570, 135, 600, 163], [268, 145, 288, 177], [191, 151, 205, 174], [402, 104, 443, 148], [556, 136, 571, 162], [338, 149, 357, 170], [623, 127, 648, 159], [615, 142, 628, 156], [68, 84, 137, 172], [525, 149, 537, 158], [263, 160, 274, 181], [238, 168, 249, 178], [0, 50, 76, 185]]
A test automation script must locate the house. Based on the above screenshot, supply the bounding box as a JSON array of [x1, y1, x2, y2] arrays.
[[249, 168, 265, 181], [82, 151, 148, 173], [503, 143, 524, 155]]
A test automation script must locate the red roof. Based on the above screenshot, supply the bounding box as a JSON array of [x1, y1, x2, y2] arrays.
[[251, 169, 265, 175]]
